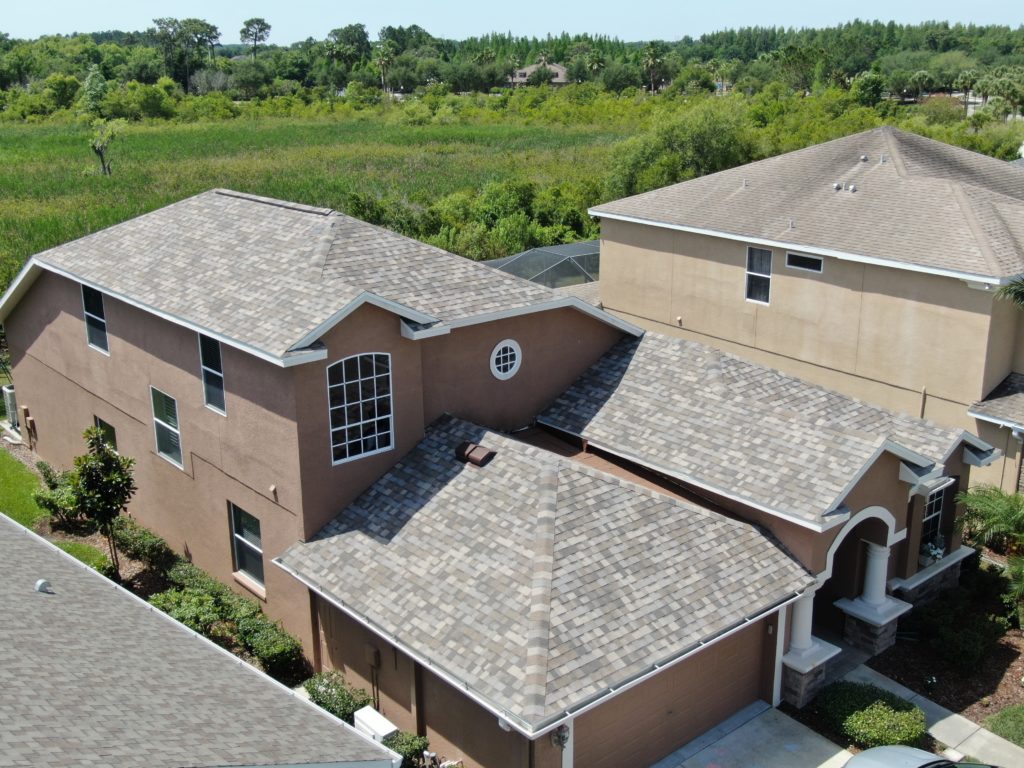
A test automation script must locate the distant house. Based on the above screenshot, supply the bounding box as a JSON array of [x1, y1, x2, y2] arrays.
[[508, 62, 569, 87], [589, 126, 1024, 492], [0, 513, 398, 768]]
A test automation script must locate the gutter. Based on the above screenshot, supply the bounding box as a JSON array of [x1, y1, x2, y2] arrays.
[[274, 556, 807, 740]]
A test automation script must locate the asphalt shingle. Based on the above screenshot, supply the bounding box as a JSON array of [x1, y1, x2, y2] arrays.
[[971, 372, 1024, 429]]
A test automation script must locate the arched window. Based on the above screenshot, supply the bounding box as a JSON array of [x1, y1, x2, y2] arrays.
[[327, 353, 393, 464], [490, 339, 522, 380]]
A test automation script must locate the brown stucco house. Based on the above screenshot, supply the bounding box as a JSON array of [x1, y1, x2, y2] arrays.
[[588, 126, 1024, 492], [0, 187, 998, 767]]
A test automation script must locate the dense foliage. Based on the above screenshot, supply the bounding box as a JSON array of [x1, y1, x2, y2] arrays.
[[817, 682, 927, 748], [382, 731, 432, 768], [303, 670, 374, 724]]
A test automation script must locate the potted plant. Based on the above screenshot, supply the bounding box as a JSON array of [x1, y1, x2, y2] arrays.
[[919, 539, 944, 567]]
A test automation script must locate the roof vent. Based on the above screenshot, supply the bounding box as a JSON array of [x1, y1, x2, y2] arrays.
[[455, 441, 496, 468], [35, 579, 53, 594], [741, 178, 748, 188], [860, 154, 869, 162], [880, 153, 888, 164], [833, 182, 842, 191], [788, 218, 795, 229], [849, 183, 857, 193]]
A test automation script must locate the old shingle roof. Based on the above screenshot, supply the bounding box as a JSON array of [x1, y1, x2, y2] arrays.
[[278, 415, 811, 734], [553, 280, 601, 306], [0, 514, 395, 768], [971, 372, 1024, 430], [5, 189, 584, 361], [591, 126, 1024, 281], [539, 333, 981, 526]]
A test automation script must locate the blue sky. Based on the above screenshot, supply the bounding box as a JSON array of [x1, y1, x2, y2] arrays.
[[4, 1, 1021, 44]]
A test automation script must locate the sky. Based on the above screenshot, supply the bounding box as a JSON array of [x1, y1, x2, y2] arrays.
[[3, 1, 1021, 44]]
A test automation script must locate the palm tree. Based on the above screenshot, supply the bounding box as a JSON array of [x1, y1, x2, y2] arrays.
[[641, 43, 664, 93], [997, 276, 1024, 307], [954, 69, 978, 115], [373, 41, 397, 93], [957, 485, 1024, 553]]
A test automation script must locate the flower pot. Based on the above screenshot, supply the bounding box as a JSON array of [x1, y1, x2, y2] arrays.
[[919, 554, 936, 567]]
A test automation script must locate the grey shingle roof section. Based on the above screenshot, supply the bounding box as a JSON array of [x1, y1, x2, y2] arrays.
[[0, 513, 396, 768], [591, 126, 1024, 280], [553, 280, 601, 306], [971, 372, 1024, 429], [278, 415, 811, 734], [539, 333, 981, 526], [8, 189, 574, 361]]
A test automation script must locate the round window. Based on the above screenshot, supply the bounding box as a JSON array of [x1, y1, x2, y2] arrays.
[[490, 339, 522, 380]]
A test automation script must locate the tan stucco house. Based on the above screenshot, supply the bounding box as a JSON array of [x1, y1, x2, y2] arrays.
[[589, 126, 1024, 491], [0, 188, 998, 767]]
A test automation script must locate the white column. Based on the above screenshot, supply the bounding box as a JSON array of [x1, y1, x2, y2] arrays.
[[862, 542, 890, 606], [789, 589, 816, 654]]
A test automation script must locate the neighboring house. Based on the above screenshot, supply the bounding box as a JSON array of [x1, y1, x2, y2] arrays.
[[589, 126, 1024, 491], [0, 188, 997, 767], [0, 513, 399, 768], [508, 62, 569, 86]]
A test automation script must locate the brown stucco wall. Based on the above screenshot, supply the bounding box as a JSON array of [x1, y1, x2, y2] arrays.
[[420, 308, 624, 432]]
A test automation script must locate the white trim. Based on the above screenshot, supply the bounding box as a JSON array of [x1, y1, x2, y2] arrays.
[[326, 353, 395, 467], [150, 385, 184, 469], [786, 252, 824, 274], [274, 555, 805, 740], [198, 333, 227, 416], [81, 284, 110, 355], [490, 339, 522, 380], [229, 502, 265, 587], [968, 408, 1024, 432], [0, 517, 400, 768], [289, 291, 437, 352], [818, 506, 904, 586], [888, 544, 975, 592], [772, 603, 787, 707], [744, 246, 772, 305], [589, 210, 1006, 286]]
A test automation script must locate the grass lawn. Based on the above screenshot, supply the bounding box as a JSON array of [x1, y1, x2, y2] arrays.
[[0, 448, 46, 528], [987, 704, 1024, 747], [54, 540, 111, 574]]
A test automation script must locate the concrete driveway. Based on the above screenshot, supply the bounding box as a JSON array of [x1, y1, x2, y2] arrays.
[[678, 708, 852, 768]]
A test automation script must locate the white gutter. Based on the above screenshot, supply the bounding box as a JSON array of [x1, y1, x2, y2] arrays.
[[274, 554, 806, 740], [967, 408, 1024, 433], [589, 210, 1006, 287]]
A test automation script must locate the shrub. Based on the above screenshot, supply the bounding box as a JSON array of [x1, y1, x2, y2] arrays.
[[167, 559, 230, 595], [237, 612, 307, 684], [33, 461, 80, 526], [817, 682, 926, 748], [111, 516, 176, 570], [304, 671, 373, 724], [56, 540, 115, 579], [383, 731, 430, 768], [149, 587, 222, 633], [987, 704, 1024, 748], [903, 586, 1010, 669]]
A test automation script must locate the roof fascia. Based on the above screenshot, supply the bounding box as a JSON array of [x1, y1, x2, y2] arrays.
[[967, 408, 1024, 432], [274, 553, 806, 741], [534, 420, 828, 532], [7, 260, 325, 368], [589, 210, 1006, 287], [0, 257, 42, 325]]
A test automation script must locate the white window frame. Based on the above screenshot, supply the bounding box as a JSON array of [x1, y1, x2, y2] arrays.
[[786, 252, 824, 273], [93, 415, 117, 452], [745, 246, 772, 305], [921, 487, 945, 547], [198, 334, 226, 415], [81, 285, 109, 354], [150, 386, 183, 469], [229, 502, 264, 587], [327, 353, 394, 466], [490, 339, 522, 381]]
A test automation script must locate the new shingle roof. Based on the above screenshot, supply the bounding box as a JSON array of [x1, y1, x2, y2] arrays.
[[2, 189, 610, 362], [277, 416, 812, 735], [539, 333, 983, 526], [591, 126, 1024, 280], [970, 372, 1024, 429], [0, 513, 396, 768]]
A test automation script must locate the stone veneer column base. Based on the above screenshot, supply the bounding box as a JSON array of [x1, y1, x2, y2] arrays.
[[842, 614, 898, 655], [782, 663, 827, 709]]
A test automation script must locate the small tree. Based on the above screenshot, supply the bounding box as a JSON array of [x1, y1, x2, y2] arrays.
[[90, 118, 126, 176], [240, 18, 271, 61], [74, 427, 137, 580]]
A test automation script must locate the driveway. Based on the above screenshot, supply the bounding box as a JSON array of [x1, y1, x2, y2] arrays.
[[677, 708, 852, 768]]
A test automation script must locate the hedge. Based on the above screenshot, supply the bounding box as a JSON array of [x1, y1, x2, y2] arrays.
[[817, 681, 926, 748], [383, 731, 430, 768], [111, 516, 177, 571], [304, 671, 373, 724]]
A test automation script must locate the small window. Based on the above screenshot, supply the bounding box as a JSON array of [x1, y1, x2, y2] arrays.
[[327, 353, 394, 465], [921, 488, 944, 547], [151, 387, 183, 468], [230, 503, 264, 586], [93, 416, 117, 452], [198, 334, 226, 413], [786, 253, 823, 273], [490, 339, 522, 380], [82, 286, 109, 352], [745, 247, 772, 304]]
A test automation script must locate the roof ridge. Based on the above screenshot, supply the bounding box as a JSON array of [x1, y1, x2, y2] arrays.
[[949, 183, 1005, 279], [521, 462, 559, 719], [880, 127, 908, 178], [308, 215, 338, 280], [213, 188, 334, 216]]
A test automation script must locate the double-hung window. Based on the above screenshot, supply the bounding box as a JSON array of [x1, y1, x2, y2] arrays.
[[921, 487, 944, 548], [82, 286, 109, 352], [93, 416, 117, 452], [229, 503, 264, 586], [151, 387, 183, 467], [327, 353, 393, 464], [198, 334, 226, 413], [745, 247, 772, 304]]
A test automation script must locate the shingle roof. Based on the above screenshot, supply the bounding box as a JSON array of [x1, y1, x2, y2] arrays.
[[553, 280, 601, 306], [970, 372, 1024, 429], [539, 333, 981, 526], [0, 513, 396, 768], [591, 126, 1024, 280], [6, 189, 575, 361], [277, 415, 812, 734]]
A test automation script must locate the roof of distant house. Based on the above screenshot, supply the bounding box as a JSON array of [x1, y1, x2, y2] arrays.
[[970, 371, 1024, 431], [0, 513, 397, 768], [591, 126, 1024, 283], [0, 190, 636, 366], [277, 415, 812, 737], [539, 332, 994, 528]]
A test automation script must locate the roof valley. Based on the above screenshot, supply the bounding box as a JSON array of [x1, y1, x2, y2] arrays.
[[521, 464, 559, 719]]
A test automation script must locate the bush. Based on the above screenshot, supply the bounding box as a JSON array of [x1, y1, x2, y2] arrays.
[[987, 704, 1024, 748], [56, 540, 115, 579], [34, 461, 80, 526], [167, 559, 229, 595], [383, 731, 430, 768], [237, 612, 307, 684], [817, 682, 926, 748], [149, 587, 222, 633], [902, 586, 1010, 669], [111, 516, 176, 570], [304, 671, 373, 724]]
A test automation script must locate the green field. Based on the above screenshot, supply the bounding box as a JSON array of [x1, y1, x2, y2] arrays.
[[0, 117, 629, 289]]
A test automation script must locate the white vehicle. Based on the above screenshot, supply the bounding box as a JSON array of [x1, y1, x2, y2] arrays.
[[845, 746, 998, 768]]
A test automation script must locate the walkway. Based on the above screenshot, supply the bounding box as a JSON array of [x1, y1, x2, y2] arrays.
[[845, 665, 1024, 767]]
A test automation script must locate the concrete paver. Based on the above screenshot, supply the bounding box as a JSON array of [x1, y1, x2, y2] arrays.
[[956, 728, 1024, 767]]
